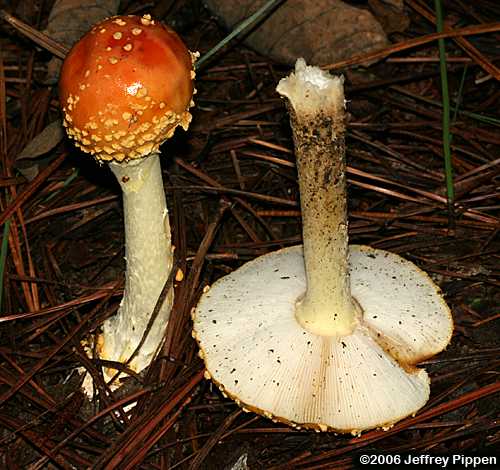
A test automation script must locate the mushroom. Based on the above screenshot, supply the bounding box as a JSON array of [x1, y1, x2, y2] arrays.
[[59, 14, 195, 381], [192, 59, 453, 433]]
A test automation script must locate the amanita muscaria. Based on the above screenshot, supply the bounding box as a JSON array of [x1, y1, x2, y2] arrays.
[[192, 60, 453, 433], [59, 14, 195, 382]]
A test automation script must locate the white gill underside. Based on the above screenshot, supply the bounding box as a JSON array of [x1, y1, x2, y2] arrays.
[[193, 245, 453, 432], [100, 154, 173, 378]]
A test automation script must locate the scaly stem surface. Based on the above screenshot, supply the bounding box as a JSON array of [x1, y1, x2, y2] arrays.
[[101, 153, 173, 373], [277, 60, 357, 336]]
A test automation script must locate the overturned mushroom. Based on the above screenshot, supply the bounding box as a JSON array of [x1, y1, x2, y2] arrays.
[[192, 59, 453, 433], [59, 14, 195, 381]]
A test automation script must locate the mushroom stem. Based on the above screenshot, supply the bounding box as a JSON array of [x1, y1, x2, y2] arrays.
[[103, 153, 173, 372], [277, 59, 357, 336]]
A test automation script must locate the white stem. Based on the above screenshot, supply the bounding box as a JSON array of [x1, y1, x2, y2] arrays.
[[277, 59, 358, 336], [100, 153, 174, 374]]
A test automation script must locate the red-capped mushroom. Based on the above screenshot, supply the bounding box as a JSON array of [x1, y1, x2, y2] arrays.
[[59, 14, 196, 386]]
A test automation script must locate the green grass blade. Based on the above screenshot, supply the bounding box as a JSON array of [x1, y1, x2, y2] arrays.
[[196, 0, 284, 70], [434, 0, 455, 224], [451, 65, 468, 125], [0, 218, 11, 313], [43, 167, 79, 203]]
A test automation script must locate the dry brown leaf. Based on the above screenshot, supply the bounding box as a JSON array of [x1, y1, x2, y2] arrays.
[[204, 0, 389, 66], [368, 0, 410, 34], [15, 119, 64, 180]]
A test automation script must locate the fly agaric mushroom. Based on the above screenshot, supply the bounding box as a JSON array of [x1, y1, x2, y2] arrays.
[[192, 59, 453, 433], [59, 14, 195, 381]]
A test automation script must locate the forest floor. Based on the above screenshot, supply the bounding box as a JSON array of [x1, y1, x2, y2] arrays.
[[0, 1, 499, 468]]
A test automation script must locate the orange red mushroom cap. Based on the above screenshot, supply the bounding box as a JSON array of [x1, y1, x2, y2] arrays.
[[59, 14, 196, 162]]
